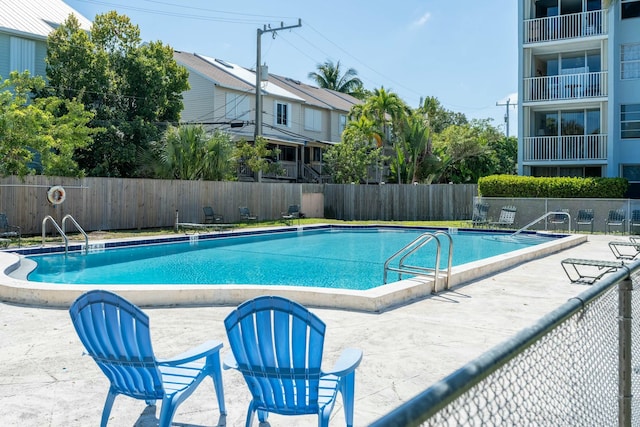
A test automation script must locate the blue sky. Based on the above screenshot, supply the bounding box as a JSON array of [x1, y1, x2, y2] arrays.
[[65, 0, 519, 136]]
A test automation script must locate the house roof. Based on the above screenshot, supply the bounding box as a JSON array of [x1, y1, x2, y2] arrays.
[[270, 74, 362, 113], [173, 51, 255, 93], [197, 54, 305, 102], [0, 0, 92, 40]]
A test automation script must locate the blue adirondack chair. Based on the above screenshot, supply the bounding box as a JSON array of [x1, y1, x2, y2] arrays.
[[69, 290, 226, 427], [223, 296, 363, 427]]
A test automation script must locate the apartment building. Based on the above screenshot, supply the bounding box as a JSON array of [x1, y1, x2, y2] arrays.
[[518, 0, 640, 196], [174, 51, 361, 183], [0, 0, 91, 80]]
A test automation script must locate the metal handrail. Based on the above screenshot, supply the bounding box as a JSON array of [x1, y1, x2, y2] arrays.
[[383, 231, 453, 290], [62, 214, 89, 254], [512, 211, 572, 236], [42, 215, 69, 254]]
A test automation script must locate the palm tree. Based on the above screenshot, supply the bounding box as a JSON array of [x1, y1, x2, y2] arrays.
[[308, 60, 363, 97]]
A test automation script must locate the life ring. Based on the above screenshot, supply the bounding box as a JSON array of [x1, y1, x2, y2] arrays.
[[47, 185, 66, 205]]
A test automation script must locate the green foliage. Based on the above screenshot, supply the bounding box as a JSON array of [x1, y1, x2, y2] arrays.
[[324, 127, 386, 184], [0, 71, 96, 177], [478, 175, 628, 198], [44, 11, 189, 177], [234, 136, 283, 181], [308, 60, 364, 99], [141, 125, 234, 180]]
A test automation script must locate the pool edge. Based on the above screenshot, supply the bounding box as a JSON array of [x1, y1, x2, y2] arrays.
[[0, 229, 587, 313]]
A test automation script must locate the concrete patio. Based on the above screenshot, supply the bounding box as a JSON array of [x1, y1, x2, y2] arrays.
[[0, 234, 621, 426]]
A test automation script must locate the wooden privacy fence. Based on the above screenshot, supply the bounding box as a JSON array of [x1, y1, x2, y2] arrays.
[[0, 176, 478, 235], [324, 183, 478, 221]]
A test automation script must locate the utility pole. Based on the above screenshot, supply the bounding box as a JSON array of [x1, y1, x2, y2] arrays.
[[496, 98, 517, 138], [255, 19, 302, 140]]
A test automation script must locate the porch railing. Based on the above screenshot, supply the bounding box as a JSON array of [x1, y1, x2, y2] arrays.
[[524, 9, 607, 44], [523, 135, 607, 161], [524, 71, 608, 102]]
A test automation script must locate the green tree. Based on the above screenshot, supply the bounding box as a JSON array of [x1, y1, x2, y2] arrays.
[[44, 12, 189, 177], [0, 71, 96, 177], [325, 122, 386, 184], [142, 125, 234, 180], [308, 60, 365, 99], [234, 136, 282, 182]]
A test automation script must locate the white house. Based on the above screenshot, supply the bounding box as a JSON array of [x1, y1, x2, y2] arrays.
[[518, 0, 640, 197], [174, 50, 362, 183], [0, 0, 91, 80]]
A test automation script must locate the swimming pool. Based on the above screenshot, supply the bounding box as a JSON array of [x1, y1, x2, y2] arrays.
[[0, 225, 586, 311], [26, 227, 557, 290]]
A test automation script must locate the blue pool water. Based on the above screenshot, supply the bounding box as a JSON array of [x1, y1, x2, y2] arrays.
[[27, 227, 555, 290]]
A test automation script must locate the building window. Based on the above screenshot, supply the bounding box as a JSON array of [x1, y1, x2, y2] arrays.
[[622, 43, 640, 80], [621, 104, 640, 139], [339, 114, 347, 135], [304, 108, 322, 132], [10, 37, 35, 74], [622, 165, 640, 182], [225, 94, 250, 120], [275, 101, 290, 127], [622, 0, 640, 19]]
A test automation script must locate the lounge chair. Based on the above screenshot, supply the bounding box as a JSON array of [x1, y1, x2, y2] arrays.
[[561, 258, 624, 284], [69, 290, 226, 427], [223, 296, 363, 427], [631, 209, 640, 234], [281, 204, 302, 225], [203, 206, 223, 224], [0, 213, 20, 247], [489, 205, 517, 229], [239, 206, 258, 222], [469, 202, 490, 228], [575, 209, 595, 233], [608, 236, 640, 260], [605, 209, 626, 234]]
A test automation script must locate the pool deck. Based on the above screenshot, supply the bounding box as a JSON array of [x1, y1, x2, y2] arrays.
[[0, 233, 623, 426]]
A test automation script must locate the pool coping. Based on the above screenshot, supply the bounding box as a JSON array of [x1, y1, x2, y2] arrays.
[[0, 225, 587, 312]]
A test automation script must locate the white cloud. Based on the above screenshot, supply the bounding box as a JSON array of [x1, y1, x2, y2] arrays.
[[498, 92, 518, 105], [411, 12, 432, 29]]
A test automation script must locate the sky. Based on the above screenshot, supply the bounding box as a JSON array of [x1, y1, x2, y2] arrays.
[[64, 0, 519, 137]]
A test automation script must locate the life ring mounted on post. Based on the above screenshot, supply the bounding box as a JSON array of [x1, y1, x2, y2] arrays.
[[47, 185, 66, 205]]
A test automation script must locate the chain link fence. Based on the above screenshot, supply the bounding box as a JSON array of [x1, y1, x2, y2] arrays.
[[371, 260, 640, 427]]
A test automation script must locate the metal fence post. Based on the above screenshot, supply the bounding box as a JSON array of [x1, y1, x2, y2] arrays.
[[620, 277, 633, 427]]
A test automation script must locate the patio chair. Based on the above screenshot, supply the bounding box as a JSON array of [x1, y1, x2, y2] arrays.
[[605, 209, 626, 234], [548, 208, 570, 231], [631, 209, 640, 235], [203, 206, 223, 224], [575, 209, 595, 233], [239, 206, 258, 222], [0, 213, 20, 247], [469, 202, 490, 228], [69, 290, 226, 427], [281, 204, 302, 226], [223, 295, 363, 427], [489, 205, 517, 229]]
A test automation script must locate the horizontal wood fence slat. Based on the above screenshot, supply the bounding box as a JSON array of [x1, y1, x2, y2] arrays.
[[0, 177, 477, 235]]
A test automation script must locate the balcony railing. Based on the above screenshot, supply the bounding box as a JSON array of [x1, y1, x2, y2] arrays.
[[523, 135, 607, 161], [524, 71, 608, 102], [524, 10, 607, 44]]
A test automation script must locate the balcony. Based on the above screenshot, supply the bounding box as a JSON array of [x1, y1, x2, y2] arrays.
[[523, 135, 607, 161], [524, 70, 608, 102], [524, 10, 607, 44]]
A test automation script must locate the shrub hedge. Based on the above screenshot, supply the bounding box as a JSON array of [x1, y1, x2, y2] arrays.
[[478, 175, 628, 198]]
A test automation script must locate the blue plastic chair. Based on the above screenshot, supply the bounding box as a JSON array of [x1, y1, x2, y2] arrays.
[[223, 296, 363, 427], [69, 290, 226, 427]]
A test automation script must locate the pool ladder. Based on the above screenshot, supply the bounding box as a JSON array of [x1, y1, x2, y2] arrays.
[[383, 231, 453, 290], [42, 215, 89, 255]]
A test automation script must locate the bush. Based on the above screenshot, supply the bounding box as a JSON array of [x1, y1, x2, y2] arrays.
[[478, 175, 628, 198]]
